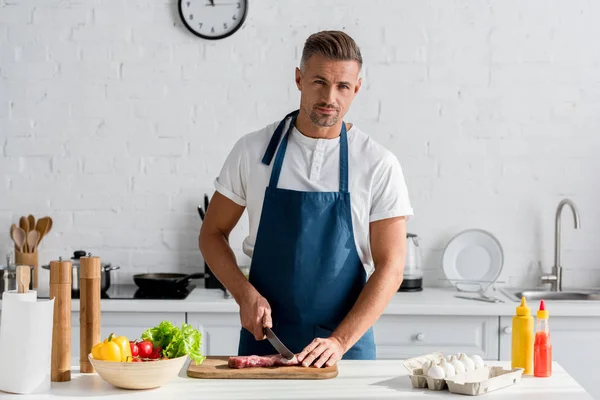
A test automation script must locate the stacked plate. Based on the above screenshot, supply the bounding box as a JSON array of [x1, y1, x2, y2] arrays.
[[442, 229, 504, 292]]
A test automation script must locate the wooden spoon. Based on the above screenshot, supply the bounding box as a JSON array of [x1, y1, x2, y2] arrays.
[[28, 215, 35, 235], [11, 227, 26, 253], [27, 230, 40, 253], [16, 265, 30, 293], [19, 217, 29, 252]]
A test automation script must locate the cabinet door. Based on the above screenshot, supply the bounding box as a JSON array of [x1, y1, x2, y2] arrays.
[[71, 311, 186, 366], [375, 315, 499, 360], [187, 313, 241, 356], [500, 316, 600, 400]]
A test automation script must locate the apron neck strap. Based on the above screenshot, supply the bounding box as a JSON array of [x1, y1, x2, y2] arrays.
[[262, 111, 349, 193], [261, 110, 299, 166]]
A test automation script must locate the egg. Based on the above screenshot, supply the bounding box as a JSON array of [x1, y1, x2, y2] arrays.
[[421, 360, 433, 376], [439, 358, 456, 378], [448, 355, 466, 374], [427, 365, 446, 379], [458, 353, 475, 372], [471, 354, 485, 369]]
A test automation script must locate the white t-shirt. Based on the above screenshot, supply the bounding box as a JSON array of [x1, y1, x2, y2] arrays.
[[214, 118, 414, 274]]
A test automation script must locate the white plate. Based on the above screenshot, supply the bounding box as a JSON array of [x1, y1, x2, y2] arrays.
[[442, 229, 503, 292]]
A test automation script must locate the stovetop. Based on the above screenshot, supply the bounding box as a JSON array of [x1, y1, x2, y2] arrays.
[[37, 284, 196, 300]]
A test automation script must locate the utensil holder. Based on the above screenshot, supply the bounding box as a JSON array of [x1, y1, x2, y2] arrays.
[[15, 250, 38, 289]]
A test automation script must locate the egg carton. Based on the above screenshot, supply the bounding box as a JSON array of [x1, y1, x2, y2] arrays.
[[403, 353, 524, 395]]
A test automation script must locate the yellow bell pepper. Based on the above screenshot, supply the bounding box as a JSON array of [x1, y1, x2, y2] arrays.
[[92, 333, 132, 362], [105, 333, 132, 362], [99, 340, 122, 362], [91, 342, 103, 360]]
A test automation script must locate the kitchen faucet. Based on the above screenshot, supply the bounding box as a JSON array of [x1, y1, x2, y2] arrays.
[[541, 199, 581, 292]]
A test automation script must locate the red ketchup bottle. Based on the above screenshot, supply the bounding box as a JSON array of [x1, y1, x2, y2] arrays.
[[534, 300, 552, 377]]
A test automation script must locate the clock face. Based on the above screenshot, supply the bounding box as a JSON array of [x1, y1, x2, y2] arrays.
[[178, 0, 248, 40]]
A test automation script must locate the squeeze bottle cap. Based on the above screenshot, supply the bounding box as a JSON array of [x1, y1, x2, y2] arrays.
[[516, 296, 531, 316], [537, 299, 549, 319]]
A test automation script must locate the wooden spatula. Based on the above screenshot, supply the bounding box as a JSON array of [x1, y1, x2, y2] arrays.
[[17, 265, 30, 293], [35, 217, 51, 245]]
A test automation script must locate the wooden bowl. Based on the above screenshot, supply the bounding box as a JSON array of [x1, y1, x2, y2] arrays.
[[88, 354, 188, 390]]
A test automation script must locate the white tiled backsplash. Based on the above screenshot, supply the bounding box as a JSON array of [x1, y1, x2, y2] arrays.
[[1, 0, 599, 288]]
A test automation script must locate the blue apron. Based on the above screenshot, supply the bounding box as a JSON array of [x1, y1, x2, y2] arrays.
[[237, 110, 375, 360]]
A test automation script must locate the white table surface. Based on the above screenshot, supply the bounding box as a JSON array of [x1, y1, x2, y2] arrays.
[[0, 360, 592, 400]]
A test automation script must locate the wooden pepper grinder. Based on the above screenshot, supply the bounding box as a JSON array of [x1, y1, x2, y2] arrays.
[[50, 258, 72, 382], [79, 254, 101, 373]]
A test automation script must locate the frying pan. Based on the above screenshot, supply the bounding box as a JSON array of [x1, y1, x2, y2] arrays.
[[133, 272, 208, 293]]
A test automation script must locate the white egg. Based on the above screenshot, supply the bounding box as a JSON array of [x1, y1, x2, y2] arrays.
[[427, 365, 446, 379], [439, 358, 456, 377], [471, 354, 485, 369], [421, 360, 432, 375], [458, 353, 475, 372], [449, 356, 466, 374], [446, 355, 453, 362]]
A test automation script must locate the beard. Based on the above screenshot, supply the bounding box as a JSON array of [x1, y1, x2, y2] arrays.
[[309, 104, 340, 127]]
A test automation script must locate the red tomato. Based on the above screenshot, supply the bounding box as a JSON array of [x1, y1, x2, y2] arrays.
[[137, 340, 153, 358], [130, 341, 139, 357]]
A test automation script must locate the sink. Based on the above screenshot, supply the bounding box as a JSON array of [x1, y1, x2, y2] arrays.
[[503, 288, 600, 302]]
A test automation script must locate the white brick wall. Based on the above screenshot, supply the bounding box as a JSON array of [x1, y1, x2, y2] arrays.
[[1, 0, 599, 290]]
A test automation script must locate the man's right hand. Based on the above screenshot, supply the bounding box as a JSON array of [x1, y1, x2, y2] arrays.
[[239, 290, 273, 340]]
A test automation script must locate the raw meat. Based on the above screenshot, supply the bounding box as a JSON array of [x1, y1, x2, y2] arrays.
[[228, 354, 299, 369]]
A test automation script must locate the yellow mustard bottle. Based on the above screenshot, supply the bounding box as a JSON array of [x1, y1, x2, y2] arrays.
[[512, 296, 534, 374]]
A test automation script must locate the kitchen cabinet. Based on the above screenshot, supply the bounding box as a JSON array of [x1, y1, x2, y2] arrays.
[[374, 315, 499, 360], [71, 311, 185, 365], [187, 312, 241, 356], [184, 313, 500, 360], [499, 316, 600, 400]]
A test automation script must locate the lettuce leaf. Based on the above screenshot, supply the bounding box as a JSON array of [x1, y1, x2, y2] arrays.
[[142, 321, 206, 364]]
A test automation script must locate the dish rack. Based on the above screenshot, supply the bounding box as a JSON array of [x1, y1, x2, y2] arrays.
[[440, 278, 505, 292], [440, 279, 507, 303]]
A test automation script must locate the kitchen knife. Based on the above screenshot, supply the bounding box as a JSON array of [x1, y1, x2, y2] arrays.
[[264, 327, 295, 360], [455, 295, 503, 303]]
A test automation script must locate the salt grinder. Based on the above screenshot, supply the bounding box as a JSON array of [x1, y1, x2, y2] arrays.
[[50, 257, 72, 382], [79, 254, 101, 373]]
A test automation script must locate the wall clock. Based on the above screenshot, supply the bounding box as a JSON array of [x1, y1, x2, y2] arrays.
[[178, 0, 248, 40]]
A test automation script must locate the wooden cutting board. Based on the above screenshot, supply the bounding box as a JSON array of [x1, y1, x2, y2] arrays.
[[186, 356, 338, 380]]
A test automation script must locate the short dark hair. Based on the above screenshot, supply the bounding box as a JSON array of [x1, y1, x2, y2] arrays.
[[300, 30, 362, 71]]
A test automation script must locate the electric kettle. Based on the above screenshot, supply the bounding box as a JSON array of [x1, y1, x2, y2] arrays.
[[398, 233, 423, 292]]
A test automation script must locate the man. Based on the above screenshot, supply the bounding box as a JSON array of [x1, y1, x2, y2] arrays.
[[199, 30, 413, 368]]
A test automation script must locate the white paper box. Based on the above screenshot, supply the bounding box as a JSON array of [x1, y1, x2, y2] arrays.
[[445, 366, 524, 396], [0, 291, 55, 394]]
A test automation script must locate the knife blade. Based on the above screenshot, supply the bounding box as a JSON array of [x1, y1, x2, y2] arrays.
[[455, 295, 501, 303], [264, 327, 295, 360]]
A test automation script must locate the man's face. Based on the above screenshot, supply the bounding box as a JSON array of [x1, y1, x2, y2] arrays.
[[296, 55, 362, 128]]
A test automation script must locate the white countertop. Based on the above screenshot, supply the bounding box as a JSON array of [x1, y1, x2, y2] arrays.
[[3, 286, 600, 316], [0, 360, 591, 399]]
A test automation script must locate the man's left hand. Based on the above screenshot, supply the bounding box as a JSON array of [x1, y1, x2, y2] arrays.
[[296, 336, 344, 368]]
